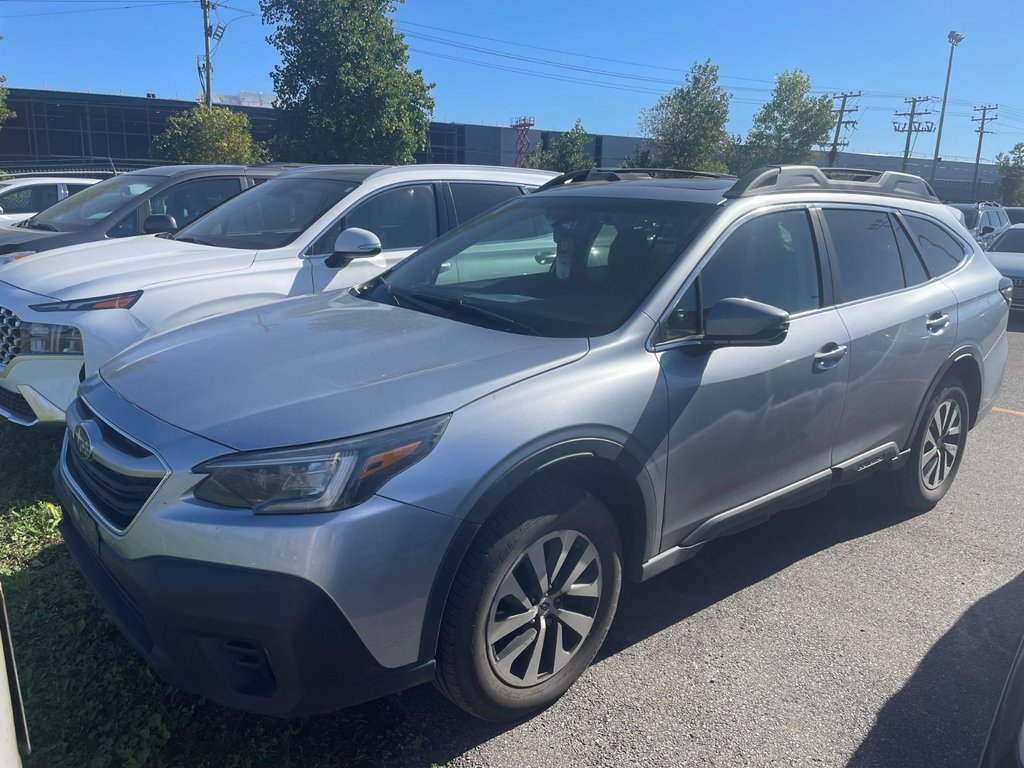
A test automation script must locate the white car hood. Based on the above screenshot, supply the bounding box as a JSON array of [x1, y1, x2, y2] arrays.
[[0, 235, 256, 300]]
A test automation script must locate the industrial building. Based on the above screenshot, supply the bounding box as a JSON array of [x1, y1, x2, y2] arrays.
[[0, 87, 1003, 202]]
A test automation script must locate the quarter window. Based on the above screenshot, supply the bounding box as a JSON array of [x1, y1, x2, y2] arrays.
[[663, 209, 821, 342], [892, 215, 929, 286], [823, 209, 905, 302], [903, 216, 966, 277]]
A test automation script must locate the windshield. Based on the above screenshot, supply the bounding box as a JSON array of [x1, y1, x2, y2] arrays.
[[25, 174, 159, 231], [172, 177, 358, 250], [951, 204, 979, 229], [991, 229, 1024, 253], [357, 195, 718, 338]]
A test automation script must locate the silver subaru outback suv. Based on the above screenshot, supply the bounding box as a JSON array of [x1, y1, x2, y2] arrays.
[[55, 166, 1012, 722]]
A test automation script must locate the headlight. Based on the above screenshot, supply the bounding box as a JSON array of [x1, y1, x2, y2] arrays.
[[0, 251, 37, 265], [21, 321, 83, 354], [30, 290, 142, 312], [193, 415, 450, 514]]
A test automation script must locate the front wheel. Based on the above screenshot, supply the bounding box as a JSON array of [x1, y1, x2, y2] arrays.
[[435, 485, 622, 721], [885, 376, 970, 511]]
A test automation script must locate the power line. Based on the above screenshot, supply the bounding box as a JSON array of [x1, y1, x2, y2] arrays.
[[972, 105, 997, 199], [893, 96, 935, 172], [0, 0, 184, 16], [827, 91, 862, 166]]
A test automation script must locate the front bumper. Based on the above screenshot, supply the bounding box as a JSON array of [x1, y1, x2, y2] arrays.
[[57, 504, 435, 717], [0, 356, 83, 425]]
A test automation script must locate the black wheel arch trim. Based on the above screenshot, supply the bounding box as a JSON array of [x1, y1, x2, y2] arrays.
[[905, 344, 984, 451], [417, 437, 659, 661]]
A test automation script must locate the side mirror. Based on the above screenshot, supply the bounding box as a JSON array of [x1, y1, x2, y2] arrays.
[[981, 225, 995, 235], [143, 214, 177, 234], [703, 298, 790, 346], [0, 205, 5, 215], [325, 227, 382, 269]]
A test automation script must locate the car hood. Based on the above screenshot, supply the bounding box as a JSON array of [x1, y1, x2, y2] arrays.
[[0, 223, 63, 252], [0, 236, 255, 299], [100, 291, 590, 451], [987, 251, 1024, 277]]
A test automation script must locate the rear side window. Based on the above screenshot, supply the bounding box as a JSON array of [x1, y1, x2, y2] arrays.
[[892, 215, 929, 286], [450, 183, 522, 224], [823, 209, 905, 302], [67, 184, 92, 195], [903, 216, 966, 277]]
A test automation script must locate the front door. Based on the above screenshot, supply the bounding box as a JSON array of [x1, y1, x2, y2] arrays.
[[658, 207, 850, 547], [310, 183, 442, 292]]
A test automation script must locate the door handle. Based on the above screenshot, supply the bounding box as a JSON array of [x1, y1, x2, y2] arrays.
[[926, 312, 950, 333], [814, 343, 848, 370]]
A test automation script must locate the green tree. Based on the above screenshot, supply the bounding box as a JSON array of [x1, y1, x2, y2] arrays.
[[0, 37, 14, 131], [527, 119, 595, 172], [734, 69, 834, 175], [151, 106, 267, 163], [639, 60, 731, 173], [620, 143, 655, 168], [260, 0, 434, 163], [996, 143, 1024, 205]]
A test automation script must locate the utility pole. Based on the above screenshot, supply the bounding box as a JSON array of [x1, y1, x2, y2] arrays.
[[827, 91, 862, 166], [930, 30, 965, 185], [893, 96, 935, 173], [200, 0, 213, 106], [971, 104, 998, 201]]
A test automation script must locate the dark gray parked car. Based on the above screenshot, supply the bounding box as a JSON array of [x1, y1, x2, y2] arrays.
[[0, 165, 288, 261], [55, 166, 1011, 722]]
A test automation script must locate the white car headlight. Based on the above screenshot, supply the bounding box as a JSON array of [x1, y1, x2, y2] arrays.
[[193, 415, 450, 514]]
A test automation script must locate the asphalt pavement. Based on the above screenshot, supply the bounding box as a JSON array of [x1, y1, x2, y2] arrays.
[[333, 314, 1024, 768]]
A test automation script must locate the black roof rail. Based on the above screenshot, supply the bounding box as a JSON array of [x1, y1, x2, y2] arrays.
[[535, 166, 734, 193], [724, 165, 939, 202]]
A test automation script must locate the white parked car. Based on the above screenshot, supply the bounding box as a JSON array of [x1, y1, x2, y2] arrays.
[[0, 164, 554, 425], [0, 177, 98, 225]]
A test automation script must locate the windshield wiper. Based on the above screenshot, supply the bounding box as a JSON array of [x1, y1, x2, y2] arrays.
[[173, 235, 212, 246], [398, 288, 541, 336]]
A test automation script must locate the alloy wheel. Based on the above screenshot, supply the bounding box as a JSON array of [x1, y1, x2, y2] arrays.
[[920, 397, 963, 491], [485, 529, 603, 688]]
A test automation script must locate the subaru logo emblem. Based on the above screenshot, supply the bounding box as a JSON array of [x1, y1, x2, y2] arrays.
[[72, 424, 92, 461]]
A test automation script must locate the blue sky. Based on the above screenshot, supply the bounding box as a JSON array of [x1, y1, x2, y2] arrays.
[[2, 0, 1023, 162]]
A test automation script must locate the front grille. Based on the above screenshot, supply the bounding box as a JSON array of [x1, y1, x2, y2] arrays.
[[63, 402, 165, 530], [1013, 278, 1024, 308], [0, 386, 34, 421], [0, 305, 22, 367]]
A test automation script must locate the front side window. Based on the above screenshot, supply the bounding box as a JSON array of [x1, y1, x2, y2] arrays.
[[147, 177, 241, 229], [357, 196, 718, 338], [992, 229, 1024, 253], [663, 209, 821, 342], [904, 216, 967, 277], [25, 175, 160, 232], [824, 208, 905, 302], [172, 177, 358, 250], [344, 184, 438, 251]]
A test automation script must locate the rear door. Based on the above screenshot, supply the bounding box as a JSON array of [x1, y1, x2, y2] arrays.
[[821, 206, 957, 464]]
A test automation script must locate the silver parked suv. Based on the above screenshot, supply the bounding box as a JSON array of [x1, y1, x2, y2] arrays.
[[56, 166, 1012, 722]]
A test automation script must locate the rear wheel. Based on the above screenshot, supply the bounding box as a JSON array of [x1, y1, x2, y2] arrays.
[[435, 485, 622, 721], [885, 376, 969, 510]]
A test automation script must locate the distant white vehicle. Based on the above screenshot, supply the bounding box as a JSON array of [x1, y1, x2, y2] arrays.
[[0, 177, 98, 225]]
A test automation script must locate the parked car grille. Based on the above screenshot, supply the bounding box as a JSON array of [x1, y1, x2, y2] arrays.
[[0, 386, 34, 421], [1013, 278, 1024, 308], [63, 400, 166, 531], [0, 305, 22, 367]]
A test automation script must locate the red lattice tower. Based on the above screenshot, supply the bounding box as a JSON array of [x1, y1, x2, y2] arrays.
[[510, 116, 535, 167]]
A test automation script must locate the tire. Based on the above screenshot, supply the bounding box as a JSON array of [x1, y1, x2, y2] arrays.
[[885, 376, 970, 511], [434, 484, 622, 722]]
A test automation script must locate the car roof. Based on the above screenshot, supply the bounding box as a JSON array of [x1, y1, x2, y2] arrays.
[[0, 176, 100, 186], [123, 164, 288, 178], [276, 164, 556, 184]]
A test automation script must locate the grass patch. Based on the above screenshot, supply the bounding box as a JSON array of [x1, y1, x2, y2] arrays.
[[0, 422, 423, 767]]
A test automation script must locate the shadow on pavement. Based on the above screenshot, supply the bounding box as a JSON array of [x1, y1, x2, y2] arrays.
[[846, 572, 1024, 768]]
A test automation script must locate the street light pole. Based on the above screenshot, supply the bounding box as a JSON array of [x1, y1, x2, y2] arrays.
[[929, 30, 964, 186]]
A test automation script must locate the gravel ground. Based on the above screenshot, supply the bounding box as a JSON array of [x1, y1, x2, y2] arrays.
[[338, 315, 1024, 768]]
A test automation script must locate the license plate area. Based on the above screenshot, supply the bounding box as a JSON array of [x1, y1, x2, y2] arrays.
[[66, 498, 100, 558]]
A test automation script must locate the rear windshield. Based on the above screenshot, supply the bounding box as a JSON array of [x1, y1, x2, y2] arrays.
[[172, 177, 358, 250], [1005, 208, 1024, 225], [991, 229, 1024, 253], [358, 195, 719, 338], [23, 175, 160, 232], [950, 204, 978, 229]]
